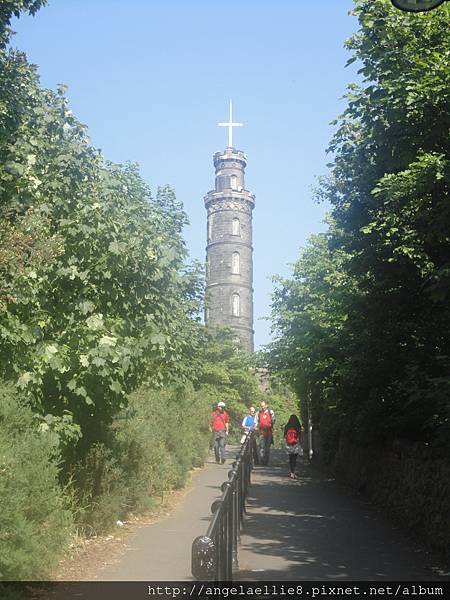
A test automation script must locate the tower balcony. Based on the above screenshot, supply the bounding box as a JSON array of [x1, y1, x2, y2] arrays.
[[204, 189, 255, 210]]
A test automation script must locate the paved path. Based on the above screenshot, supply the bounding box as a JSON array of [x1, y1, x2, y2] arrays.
[[96, 448, 448, 581], [237, 450, 447, 581], [97, 449, 238, 581]]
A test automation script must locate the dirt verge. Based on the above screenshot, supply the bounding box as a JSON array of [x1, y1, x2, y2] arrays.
[[53, 473, 198, 581]]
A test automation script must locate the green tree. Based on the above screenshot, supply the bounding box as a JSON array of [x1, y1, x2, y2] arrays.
[[0, 0, 47, 49], [270, 0, 450, 454], [193, 327, 261, 429], [0, 16, 205, 458]]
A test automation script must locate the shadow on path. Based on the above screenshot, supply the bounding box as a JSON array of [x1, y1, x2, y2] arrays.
[[236, 450, 448, 581]]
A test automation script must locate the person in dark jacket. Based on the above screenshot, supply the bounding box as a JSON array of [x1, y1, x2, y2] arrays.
[[284, 414, 303, 478]]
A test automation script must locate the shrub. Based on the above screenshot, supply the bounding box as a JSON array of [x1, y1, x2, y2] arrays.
[[0, 383, 72, 580], [115, 384, 211, 502], [69, 384, 211, 534], [69, 443, 125, 536]]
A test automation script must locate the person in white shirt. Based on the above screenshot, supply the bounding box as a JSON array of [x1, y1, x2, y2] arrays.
[[240, 405, 256, 443], [241, 405, 259, 464]]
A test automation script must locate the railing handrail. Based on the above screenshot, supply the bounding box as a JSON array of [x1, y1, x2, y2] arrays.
[[191, 431, 255, 581]]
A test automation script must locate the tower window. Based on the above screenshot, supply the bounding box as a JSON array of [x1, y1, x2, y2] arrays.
[[232, 252, 240, 274], [207, 216, 212, 242], [232, 293, 240, 317], [232, 218, 240, 236], [230, 175, 237, 189]]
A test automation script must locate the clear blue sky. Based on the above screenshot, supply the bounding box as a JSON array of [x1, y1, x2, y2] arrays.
[[12, 0, 359, 349]]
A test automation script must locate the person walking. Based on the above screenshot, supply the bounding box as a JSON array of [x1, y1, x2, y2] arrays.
[[210, 401, 229, 464], [256, 400, 275, 466], [284, 414, 303, 478], [241, 406, 256, 444], [241, 405, 259, 465]]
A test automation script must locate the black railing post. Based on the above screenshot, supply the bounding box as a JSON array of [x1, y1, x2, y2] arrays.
[[210, 497, 225, 580], [237, 459, 243, 542], [231, 475, 238, 569], [221, 480, 232, 579], [191, 535, 216, 580], [241, 454, 246, 520]]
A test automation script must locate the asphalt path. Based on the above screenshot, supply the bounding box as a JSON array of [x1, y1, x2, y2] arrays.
[[96, 447, 449, 581], [97, 451, 233, 581], [236, 450, 448, 581]]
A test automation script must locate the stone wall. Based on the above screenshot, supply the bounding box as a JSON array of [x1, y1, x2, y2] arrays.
[[323, 436, 450, 561]]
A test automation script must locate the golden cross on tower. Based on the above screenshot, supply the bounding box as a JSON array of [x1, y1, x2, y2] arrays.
[[218, 100, 243, 148]]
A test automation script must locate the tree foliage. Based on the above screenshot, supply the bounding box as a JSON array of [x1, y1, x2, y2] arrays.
[[0, 37, 205, 454], [192, 326, 262, 428], [0, 0, 47, 49], [270, 0, 450, 456]]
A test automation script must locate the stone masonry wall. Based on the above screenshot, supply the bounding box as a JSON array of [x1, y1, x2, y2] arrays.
[[325, 436, 450, 561]]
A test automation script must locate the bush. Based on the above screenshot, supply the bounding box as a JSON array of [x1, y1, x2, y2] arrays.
[[116, 384, 211, 500], [70, 384, 211, 534], [0, 383, 72, 580], [69, 443, 125, 536]]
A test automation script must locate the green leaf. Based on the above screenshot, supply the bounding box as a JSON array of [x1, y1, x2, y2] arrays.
[[109, 380, 122, 394], [99, 335, 117, 347], [86, 314, 104, 331], [150, 333, 166, 346]]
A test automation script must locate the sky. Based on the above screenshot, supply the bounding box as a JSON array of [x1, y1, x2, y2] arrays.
[[12, 0, 360, 349]]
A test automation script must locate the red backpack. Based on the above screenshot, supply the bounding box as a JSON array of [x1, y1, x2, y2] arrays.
[[258, 410, 273, 430], [286, 427, 299, 446]]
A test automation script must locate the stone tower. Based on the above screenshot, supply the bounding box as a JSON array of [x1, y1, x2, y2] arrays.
[[204, 103, 255, 352]]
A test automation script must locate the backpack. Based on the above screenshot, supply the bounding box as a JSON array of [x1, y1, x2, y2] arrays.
[[258, 410, 273, 430], [286, 427, 299, 446]]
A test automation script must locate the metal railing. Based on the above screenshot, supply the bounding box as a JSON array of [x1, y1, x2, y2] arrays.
[[191, 431, 255, 581]]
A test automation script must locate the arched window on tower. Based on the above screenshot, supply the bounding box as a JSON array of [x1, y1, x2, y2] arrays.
[[207, 216, 212, 242], [232, 218, 240, 236], [232, 252, 240, 274], [232, 293, 240, 317], [230, 174, 237, 190]]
